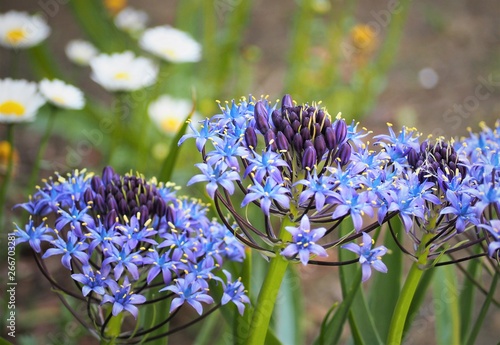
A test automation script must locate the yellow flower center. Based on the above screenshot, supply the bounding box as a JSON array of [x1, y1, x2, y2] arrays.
[[104, 0, 127, 14], [52, 96, 66, 105], [160, 117, 181, 133], [6, 28, 27, 44], [114, 72, 130, 80], [0, 100, 25, 116], [162, 48, 177, 59]]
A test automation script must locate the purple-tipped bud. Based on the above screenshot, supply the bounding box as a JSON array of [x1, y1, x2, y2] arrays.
[[292, 119, 301, 133], [265, 131, 277, 151], [324, 127, 337, 150], [139, 205, 149, 226], [255, 113, 268, 134], [407, 148, 419, 167], [106, 210, 117, 229], [165, 205, 175, 224], [91, 176, 103, 192], [102, 166, 115, 185], [300, 127, 311, 141], [119, 198, 129, 215], [292, 133, 303, 152], [334, 120, 347, 145], [338, 143, 352, 166], [314, 135, 327, 159], [107, 197, 119, 212], [155, 199, 166, 217], [244, 127, 258, 149], [276, 132, 289, 152], [288, 111, 298, 124], [420, 141, 428, 153], [316, 109, 326, 124], [271, 110, 282, 129], [283, 124, 295, 143], [304, 139, 314, 149], [139, 193, 147, 206], [94, 194, 106, 213], [323, 117, 332, 130], [83, 188, 94, 204], [282, 94, 293, 110], [254, 101, 269, 133], [302, 146, 317, 170]]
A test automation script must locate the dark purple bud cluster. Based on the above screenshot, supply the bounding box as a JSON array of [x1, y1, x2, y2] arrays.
[[250, 94, 351, 171], [408, 140, 466, 184], [84, 166, 167, 223]]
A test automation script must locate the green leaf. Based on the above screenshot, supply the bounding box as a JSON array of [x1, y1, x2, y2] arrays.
[[0, 337, 14, 345], [433, 264, 460, 345], [368, 223, 403, 340], [313, 271, 362, 345], [465, 272, 499, 345], [158, 97, 196, 182], [275, 266, 304, 345], [459, 254, 481, 343], [403, 268, 435, 337]]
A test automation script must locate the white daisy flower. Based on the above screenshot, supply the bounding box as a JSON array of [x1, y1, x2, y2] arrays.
[[0, 11, 50, 49], [139, 26, 201, 63], [0, 78, 45, 123], [39, 79, 85, 110], [114, 7, 148, 33], [65, 39, 99, 66], [148, 95, 199, 134], [90, 51, 158, 92]]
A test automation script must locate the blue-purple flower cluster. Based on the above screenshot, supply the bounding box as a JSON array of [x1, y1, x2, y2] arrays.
[[14, 166, 249, 341], [181, 94, 499, 280]]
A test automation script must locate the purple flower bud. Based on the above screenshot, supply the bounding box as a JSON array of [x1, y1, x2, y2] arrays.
[[271, 110, 282, 129], [139, 205, 149, 227], [288, 111, 298, 124], [324, 126, 337, 150], [337, 143, 351, 166], [316, 109, 326, 124], [302, 146, 317, 170], [83, 188, 94, 205], [165, 205, 175, 224], [107, 197, 119, 212], [91, 176, 103, 192], [334, 120, 347, 145], [254, 101, 269, 134], [300, 127, 311, 141], [292, 119, 301, 133], [276, 131, 289, 152], [119, 198, 129, 215], [282, 94, 293, 110], [283, 124, 295, 143], [265, 131, 277, 151], [106, 210, 117, 228], [292, 133, 303, 153], [244, 127, 258, 149], [155, 199, 166, 217], [420, 141, 428, 152], [94, 194, 106, 213], [314, 135, 327, 158], [304, 139, 314, 149], [102, 166, 115, 185], [407, 148, 419, 167]]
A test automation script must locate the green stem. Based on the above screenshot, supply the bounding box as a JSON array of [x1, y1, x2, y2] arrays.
[[107, 93, 126, 165], [245, 217, 294, 345], [387, 232, 434, 345], [0, 124, 15, 230], [100, 313, 124, 345], [28, 106, 57, 189]]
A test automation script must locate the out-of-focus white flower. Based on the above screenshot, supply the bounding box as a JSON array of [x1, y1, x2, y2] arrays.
[[0, 78, 45, 123], [148, 95, 199, 134], [418, 67, 439, 89], [114, 7, 148, 33], [90, 51, 158, 92], [65, 39, 99, 66], [0, 11, 50, 48], [140, 26, 201, 63], [39, 79, 85, 110]]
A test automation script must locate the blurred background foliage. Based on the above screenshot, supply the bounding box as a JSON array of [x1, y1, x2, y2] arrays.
[[1, 0, 500, 344]]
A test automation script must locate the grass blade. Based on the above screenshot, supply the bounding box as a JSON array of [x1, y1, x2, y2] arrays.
[[433, 264, 460, 345]]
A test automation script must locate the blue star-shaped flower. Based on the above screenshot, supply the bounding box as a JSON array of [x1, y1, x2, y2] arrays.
[[281, 215, 328, 265], [341, 232, 388, 282]]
